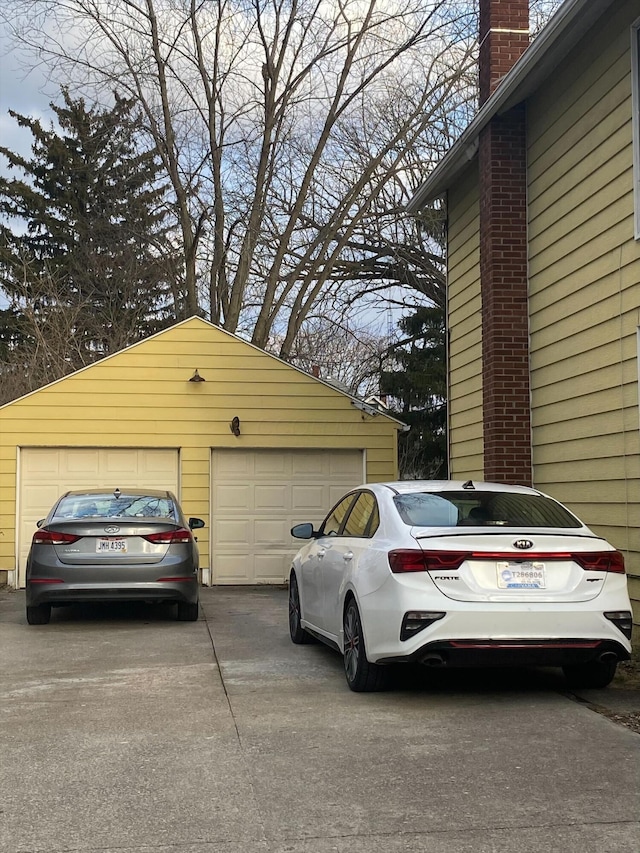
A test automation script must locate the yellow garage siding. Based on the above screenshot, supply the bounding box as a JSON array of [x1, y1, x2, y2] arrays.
[[0, 317, 401, 583], [447, 163, 483, 480], [527, 0, 640, 593]]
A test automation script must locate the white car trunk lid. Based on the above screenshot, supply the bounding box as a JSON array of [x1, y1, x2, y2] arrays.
[[413, 530, 615, 603]]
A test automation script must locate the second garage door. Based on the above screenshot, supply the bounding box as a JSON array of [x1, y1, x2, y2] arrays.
[[210, 448, 364, 584]]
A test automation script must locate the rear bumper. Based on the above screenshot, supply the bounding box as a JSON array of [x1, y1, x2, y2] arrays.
[[26, 579, 199, 607], [377, 637, 630, 667], [359, 580, 633, 665]]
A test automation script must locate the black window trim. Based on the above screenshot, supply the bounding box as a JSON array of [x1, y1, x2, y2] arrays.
[[319, 492, 359, 537], [339, 489, 380, 539]]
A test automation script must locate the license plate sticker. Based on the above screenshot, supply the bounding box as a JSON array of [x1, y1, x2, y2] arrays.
[[497, 561, 546, 589], [97, 538, 127, 553]]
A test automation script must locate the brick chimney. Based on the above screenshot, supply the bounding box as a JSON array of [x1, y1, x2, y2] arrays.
[[478, 1, 532, 486], [479, 0, 530, 105]]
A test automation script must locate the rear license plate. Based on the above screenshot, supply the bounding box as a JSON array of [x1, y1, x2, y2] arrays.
[[97, 538, 127, 553], [497, 561, 546, 589]]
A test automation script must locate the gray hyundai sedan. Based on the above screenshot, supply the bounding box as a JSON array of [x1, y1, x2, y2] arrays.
[[25, 488, 204, 625]]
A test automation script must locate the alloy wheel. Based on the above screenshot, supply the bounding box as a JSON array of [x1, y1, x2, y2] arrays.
[[343, 602, 361, 683], [289, 573, 314, 644]]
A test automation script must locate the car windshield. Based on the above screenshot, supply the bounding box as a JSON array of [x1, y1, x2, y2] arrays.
[[54, 494, 176, 520], [393, 491, 582, 528]]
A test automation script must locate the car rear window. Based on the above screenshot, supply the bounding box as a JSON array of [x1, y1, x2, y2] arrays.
[[393, 491, 582, 528], [55, 495, 176, 520]]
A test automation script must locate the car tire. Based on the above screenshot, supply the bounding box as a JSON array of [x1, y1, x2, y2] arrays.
[[563, 659, 618, 689], [343, 598, 389, 692], [177, 601, 199, 622], [26, 604, 51, 625], [288, 572, 315, 644]]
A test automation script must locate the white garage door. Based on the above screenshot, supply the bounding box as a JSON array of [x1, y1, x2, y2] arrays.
[[18, 447, 179, 587], [211, 448, 364, 584]]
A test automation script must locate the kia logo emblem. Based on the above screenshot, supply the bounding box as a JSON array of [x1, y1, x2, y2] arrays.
[[513, 539, 533, 550], [104, 525, 120, 534]]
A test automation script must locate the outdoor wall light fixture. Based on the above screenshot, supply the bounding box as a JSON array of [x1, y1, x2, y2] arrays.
[[230, 416, 241, 437], [189, 369, 205, 382]]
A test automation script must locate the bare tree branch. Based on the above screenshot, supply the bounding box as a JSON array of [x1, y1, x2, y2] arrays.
[[2, 0, 477, 347]]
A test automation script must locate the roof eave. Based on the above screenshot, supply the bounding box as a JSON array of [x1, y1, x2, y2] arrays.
[[406, 0, 616, 212]]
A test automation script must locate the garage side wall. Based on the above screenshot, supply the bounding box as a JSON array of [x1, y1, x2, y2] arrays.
[[0, 318, 400, 585]]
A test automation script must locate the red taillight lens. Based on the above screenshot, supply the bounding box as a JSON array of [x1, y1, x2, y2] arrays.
[[388, 550, 427, 573], [32, 530, 81, 545], [573, 551, 625, 573], [423, 552, 468, 570], [28, 578, 64, 584], [388, 550, 467, 573], [143, 528, 192, 544], [389, 549, 625, 575], [472, 550, 625, 574], [156, 576, 196, 583]]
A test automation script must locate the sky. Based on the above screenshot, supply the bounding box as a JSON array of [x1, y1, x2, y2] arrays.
[[0, 0, 566, 162], [0, 30, 56, 162], [0, 30, 63, 315], [0, 1, 565, 330]]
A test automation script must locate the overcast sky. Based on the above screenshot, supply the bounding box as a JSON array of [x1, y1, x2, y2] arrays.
[[1, 0, 563, 164], [0, 31, 56, 162]]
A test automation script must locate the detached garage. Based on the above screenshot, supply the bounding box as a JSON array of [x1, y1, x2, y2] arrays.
[[0, 317, 404, 588]]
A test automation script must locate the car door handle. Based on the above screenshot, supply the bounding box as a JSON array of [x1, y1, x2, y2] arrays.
[[343, 551, 354, 562]]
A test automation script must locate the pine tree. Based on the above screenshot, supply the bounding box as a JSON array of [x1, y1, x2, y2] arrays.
[[381, 306, 447, 479], [0, 88, 180, 397]]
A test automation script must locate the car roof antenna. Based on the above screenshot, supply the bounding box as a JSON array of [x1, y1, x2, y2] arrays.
[[462, 480, 475, 490], [114, 488, 121, 499]]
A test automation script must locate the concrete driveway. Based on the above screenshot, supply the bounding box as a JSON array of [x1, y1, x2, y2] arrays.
[[1, 586, 638, 853]]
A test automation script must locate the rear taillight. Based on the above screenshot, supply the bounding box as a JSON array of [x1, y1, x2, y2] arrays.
[[423, 552, 468, 570], [32, 530, 81, 545], [143, 528, 192, 544], [573, 551, 625, 573], [473, 551, 625, 573], [388, 549, 626, 574], [389, 550, 427, 573], [388, 550, 467, 573]]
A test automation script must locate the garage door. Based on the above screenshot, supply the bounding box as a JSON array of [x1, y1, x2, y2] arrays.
[[18, 448, 179, 587], [211, 448, 364, 584]]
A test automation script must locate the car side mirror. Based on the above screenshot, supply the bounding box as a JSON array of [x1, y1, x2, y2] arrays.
[[189, 517, 205, 530], [36, 519, 45, 528], [291, 522, 316, 539]]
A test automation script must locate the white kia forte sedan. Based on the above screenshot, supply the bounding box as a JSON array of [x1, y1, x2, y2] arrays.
[[288, 480, 633, 692]]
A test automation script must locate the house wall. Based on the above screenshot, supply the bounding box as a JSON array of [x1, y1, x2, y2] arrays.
[[0, 317, 400, 582], [527, 0, 640, 610], [447, 163, 484, 480]]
